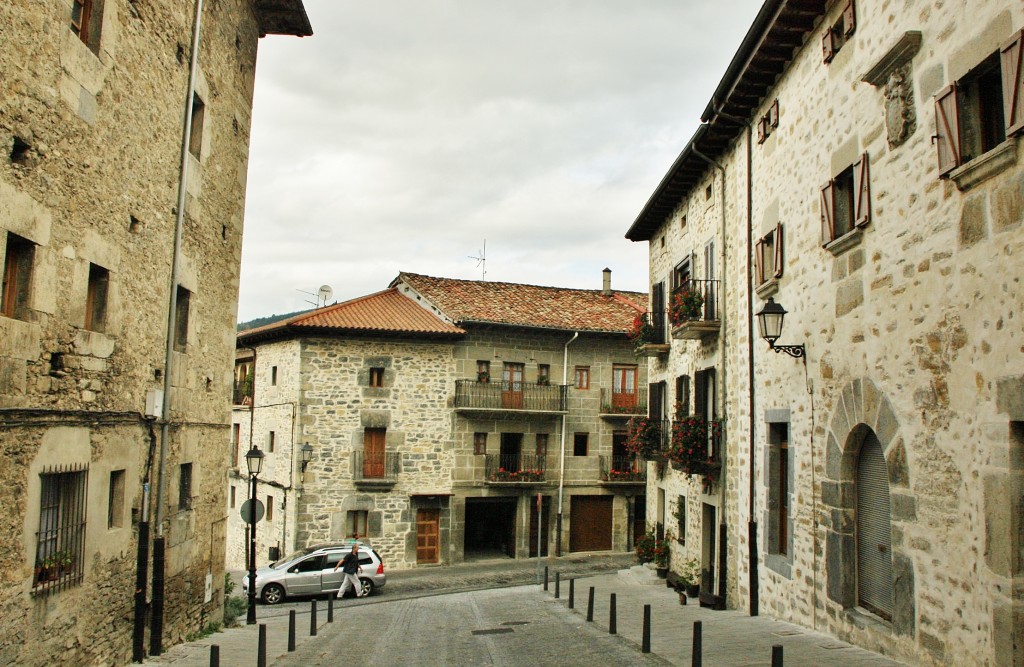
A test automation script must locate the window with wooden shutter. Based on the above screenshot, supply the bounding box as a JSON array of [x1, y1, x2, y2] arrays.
[[772, 223, 784, 279], [933, 84, 961, 175], [820, 181, 836, 246], [853, 153, 871, 228], [757, 117, 766, 144], [842, 0, 856, 37], [675, 375, 690, 417], [822, 30, 835, 64], [1002, 29, 1024, 136], [769, 99, 779, 128], [754, 237, 765, 284]]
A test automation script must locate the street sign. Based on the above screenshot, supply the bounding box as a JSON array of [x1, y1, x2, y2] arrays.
[[240, 499, 265, 524]]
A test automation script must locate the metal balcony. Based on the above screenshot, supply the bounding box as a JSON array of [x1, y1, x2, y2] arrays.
[[454, 380, 567, 414], [599, 455, 646, 484], [351, 451, 401, 486], [484, 454, 548, 484], [671, 279, 721, 340]]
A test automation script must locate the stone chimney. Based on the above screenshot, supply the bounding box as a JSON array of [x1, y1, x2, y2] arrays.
[[602, 268, 612, 295]]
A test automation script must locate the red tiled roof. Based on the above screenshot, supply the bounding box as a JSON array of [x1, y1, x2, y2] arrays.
[[238, 288, 465, 341], [393, 272, 647, 333]]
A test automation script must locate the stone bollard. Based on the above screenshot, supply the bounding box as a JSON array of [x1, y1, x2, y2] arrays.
[[609, 593, 617, 635], [288, 610, 296, 652]]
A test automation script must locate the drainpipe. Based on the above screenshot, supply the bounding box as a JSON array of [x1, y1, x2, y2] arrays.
[[692, 143, 729, 604], [557, 331, 579, 556], [151, 0, 203, 655]]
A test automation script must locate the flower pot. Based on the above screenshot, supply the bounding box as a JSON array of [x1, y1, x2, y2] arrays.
[[656, 567, 668, 579], [685, 583, 700, 597]]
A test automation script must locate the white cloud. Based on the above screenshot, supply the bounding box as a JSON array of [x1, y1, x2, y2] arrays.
[[238, 0, 764, 321]]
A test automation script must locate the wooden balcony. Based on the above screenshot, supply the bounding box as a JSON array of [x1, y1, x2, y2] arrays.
[[454, 380, 567, 415]]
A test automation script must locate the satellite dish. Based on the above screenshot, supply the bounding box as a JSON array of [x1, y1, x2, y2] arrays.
[[317, 285, 333, 306]]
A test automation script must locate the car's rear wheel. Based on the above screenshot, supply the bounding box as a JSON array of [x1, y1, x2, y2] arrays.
[[261, 583, 285, 605], [358, 578, 374, 597]]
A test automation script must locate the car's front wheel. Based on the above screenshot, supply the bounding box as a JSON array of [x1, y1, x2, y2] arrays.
[[261, 583, 285, 605], [358, 578, 374, 597]]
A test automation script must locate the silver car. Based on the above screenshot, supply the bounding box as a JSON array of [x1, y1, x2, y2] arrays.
[[243, 542, 387, 605]]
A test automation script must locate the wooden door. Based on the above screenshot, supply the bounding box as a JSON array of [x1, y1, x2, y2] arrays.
[[502, 363, 524, 409], [416, 508, 440, 564], [363, 428, 385, 478], [612, 365, 637, 409], [569, 496, 613, 552]]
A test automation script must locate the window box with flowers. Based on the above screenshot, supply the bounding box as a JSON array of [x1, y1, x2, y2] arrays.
[[668, 415, 723, 490], [671, 282, 720, 340], [489, 468, 545, 483], [629, 313, 669, 356], [625, 416, 663, 460]]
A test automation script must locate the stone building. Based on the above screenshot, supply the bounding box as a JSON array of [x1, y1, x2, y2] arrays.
[[626, 0, 1023, 665], [0, 1, 310, 664], [229, 271, 649, 573]]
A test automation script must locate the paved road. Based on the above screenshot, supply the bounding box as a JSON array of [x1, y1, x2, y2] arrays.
[[147, 555, 906, 667]]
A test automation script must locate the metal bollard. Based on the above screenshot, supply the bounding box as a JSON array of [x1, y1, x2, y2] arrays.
[[568, 578, 575, 609], [642, 604, 651, 653], [609, 593, 617, 635], [544, 566, 549, 591], [586, 586, 595, 622], [209, 644, 219, 667], [692, 620, 702, 667], [772, 644, 784, 667], [257, 624, 267, 667], [328, 596, 334, 623], [554, 572, 560, 599], [310, 599, 318, 636], [288, 610, 296, 652]]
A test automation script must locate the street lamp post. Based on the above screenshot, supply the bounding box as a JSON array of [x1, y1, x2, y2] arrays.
[[245, 445, 264, 625]]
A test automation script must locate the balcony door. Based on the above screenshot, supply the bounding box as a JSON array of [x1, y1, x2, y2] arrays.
[[502, 363, 524, 409], [499, 433, 522, 472], [611, 365, 638, 409], [363, 428, 386, 478]]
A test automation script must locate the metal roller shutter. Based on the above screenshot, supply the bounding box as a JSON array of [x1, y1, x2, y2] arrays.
[[856, 432, 893, 619]]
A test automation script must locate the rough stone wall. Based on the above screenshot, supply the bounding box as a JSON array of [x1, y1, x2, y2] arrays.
[[643, 1, 1024, 665], [293, 336, 457, 570], [1, 0, 268, 662]]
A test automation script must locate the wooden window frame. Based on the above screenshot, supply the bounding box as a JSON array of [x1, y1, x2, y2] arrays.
[[754, 224, 784, 286], [2, 233, 35, 320], [537, 364, 550, 385], [536, 433, 548, 458], [266, 495, 274, 522], [369, 367, 385, 388], [108, 469, 125, 529], [71, 0, 93, 46], [178, 463, 193, 511], [473, 432, 487, 455], [349, 510, 368, 539], [820, 153, 870, 246], [574, 366, 590, 390], [822, 0, 855, 64]]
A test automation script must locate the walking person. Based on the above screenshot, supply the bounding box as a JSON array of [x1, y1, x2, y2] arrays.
[[334, 544, 364, 599]]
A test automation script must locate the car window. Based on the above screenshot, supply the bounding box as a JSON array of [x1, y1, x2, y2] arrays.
[[291, 555, 324, 573], [358, 555, 373, 566], [324, 553, 343, 569]]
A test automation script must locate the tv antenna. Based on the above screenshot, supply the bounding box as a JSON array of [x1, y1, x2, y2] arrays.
[[468, 240, 487, 280], [297, 285, 334, 308]]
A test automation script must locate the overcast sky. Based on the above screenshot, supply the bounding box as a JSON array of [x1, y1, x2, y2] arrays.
[[237, 0, 764, 322]]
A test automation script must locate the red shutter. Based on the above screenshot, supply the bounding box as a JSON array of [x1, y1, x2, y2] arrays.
[[843, 0, 856, 37], [820, 181, 836, 245], [822, 30, 835, 64], [757, 117, 766, 144], [934, 84, 961, 176], [853, 153, 871, 228], [1002, 29, 1024, 136], [769, 99, 779, 128], [773, 223, 784, 279], [754, 237, 765, 284]]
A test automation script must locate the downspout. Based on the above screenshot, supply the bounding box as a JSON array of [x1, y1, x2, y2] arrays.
[[151, 0, 203, 655], [557, 331, 580, 556], [692, 143, 729, 604]]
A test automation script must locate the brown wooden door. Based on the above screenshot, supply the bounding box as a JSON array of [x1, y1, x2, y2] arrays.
[[363, 428, 385, 478], [502, 363, 524, 409], [611, 365, 637, 409], [416, 508, 440, 564], [569, 496, 613, 552]]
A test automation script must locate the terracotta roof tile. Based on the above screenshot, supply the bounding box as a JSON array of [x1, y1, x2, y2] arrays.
[[239, 288, 464, 340], [394, 272, 647, 333]]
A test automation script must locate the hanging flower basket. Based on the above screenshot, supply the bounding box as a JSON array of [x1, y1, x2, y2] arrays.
[[627, 312, 656, 352], [668, 416, 723, 480]]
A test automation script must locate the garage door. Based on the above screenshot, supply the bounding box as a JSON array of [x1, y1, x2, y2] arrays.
[[569, 496, 613, 552]]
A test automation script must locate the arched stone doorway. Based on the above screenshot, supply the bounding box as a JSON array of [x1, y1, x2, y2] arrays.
[[822, 378, 915, 636]]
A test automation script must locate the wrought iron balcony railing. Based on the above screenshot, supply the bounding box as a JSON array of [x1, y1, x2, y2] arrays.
[[599, 455, 646, 483], [599, 387, 647, 416], [484, 454, 547, 483], [454, 380, 567, 412], [670, 279, 720, 325], [351, 451, 401, 482]]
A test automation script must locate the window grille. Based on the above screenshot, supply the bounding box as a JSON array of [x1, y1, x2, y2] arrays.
[[34, 465, 88, 597]]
